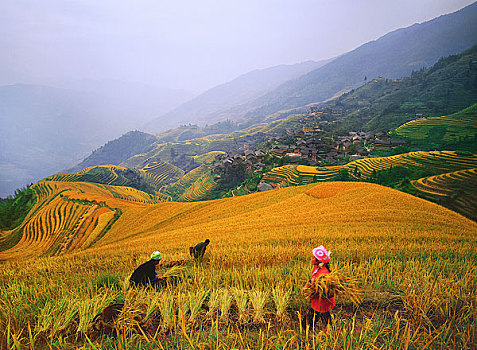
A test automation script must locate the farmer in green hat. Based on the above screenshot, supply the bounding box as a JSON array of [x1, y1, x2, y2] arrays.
[[129, 251, 164, 287]]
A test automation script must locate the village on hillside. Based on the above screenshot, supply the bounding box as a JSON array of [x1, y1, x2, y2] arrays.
[[212, 107, 407, 179]]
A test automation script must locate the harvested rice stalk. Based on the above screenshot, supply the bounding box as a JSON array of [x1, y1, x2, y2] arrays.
[[206, 290, 222, 319], [158, 293, 175, 330], [302, 269, 362, 306], [233, 288, 249, 324], [189, 289, 209, 323], [250, 290, 268, 324], [272, 287, 290, 320], [162, 265, 185, 279], [219, 289, 233, 322]]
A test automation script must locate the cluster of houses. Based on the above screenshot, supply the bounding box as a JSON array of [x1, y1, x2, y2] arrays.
[[212, 107, 407, 173], [214, 149, 268, 174], [266, 129, 406, 166]]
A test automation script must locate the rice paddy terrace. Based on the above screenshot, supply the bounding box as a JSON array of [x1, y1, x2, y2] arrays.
[[0, 180, 168, 260], [394, 104, 477, 142], [263, 151, 477, 186], [164, 164, 218, 201], [411, 167, 477, 221], [139, 161, 184, 188], [45, 163, 183, 192]]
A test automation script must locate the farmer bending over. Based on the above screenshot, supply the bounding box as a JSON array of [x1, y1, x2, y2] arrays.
[[129, 251, 164, 287], [189, 239, 210, 260]]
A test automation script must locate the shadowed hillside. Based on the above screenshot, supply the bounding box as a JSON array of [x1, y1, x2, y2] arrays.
[[242, 2, 477, 120]]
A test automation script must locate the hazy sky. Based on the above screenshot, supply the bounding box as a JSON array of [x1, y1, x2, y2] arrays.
[[1, 0, 475, 93]]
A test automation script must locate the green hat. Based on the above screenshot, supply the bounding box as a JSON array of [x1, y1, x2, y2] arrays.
[[150, 251, 162, 260]]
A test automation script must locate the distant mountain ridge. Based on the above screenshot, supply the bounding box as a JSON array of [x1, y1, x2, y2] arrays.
[[324, 45, 477, 133], [145, 60, 331, 132], [174, 2, 477, 124], [68, 131, 158, 174], [249, 2, 477, 118], [0, 82, 191, 197]]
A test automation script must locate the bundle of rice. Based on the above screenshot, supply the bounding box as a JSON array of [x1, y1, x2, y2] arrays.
[[162, 265, 186, 279], [302, 270, 362, 306]]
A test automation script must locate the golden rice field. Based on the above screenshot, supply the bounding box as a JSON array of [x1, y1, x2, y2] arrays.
[[411, 167, 477, 221], [263, 151, 477, 186], [46, 165, 127, 184], [1, 180, 476, 349], [0, 180, 167, 261], [178, 171, 217, 202]]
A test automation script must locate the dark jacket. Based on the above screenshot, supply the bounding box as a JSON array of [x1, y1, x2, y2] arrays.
[[129, 259, 157, 286], [192, 241, 208, 259]]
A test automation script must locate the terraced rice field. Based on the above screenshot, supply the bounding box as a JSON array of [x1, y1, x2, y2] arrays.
[[47, 165, 126, 185], [263, 151, 477, 186], [394, 114, 477, 141], [165, 165, 218, 201], [193, 151, 226, 164], [0, 180, 168, 260], [178, 170, 217, 201], [139, 161, 184, 187], [411, 168, 477, 221]]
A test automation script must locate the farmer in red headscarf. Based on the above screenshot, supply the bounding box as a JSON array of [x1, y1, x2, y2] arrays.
[[302, 245, 336, 329]]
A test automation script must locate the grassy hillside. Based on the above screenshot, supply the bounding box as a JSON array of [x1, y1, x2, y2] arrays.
[[0, 181, 475, 348]]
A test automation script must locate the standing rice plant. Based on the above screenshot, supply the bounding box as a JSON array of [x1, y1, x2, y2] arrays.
[[218, 289, 233, 323], [206, 289, 221, 319], [249, 290, 269, 324], [158, 292, 175, 330], [232, 288, 249, 324], [272, 287, 291, 321], [35, 300, 78, 338], [77, 293, 116, 333], [176, 292, 190, 322], [188, 289, 209, 323], [144, 291, 162, 322]]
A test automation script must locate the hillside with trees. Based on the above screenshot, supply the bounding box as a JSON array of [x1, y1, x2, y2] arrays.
[[69, 131, 158, 173], [322, 45, 477, 134], [238, 2, 477, 121]]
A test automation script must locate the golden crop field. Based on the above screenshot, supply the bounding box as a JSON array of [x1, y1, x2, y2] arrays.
[[1, 180, 476, 349], [0, 180, 167, 261], [46, 165, 128, 184], [178, 170, 217, 202]]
